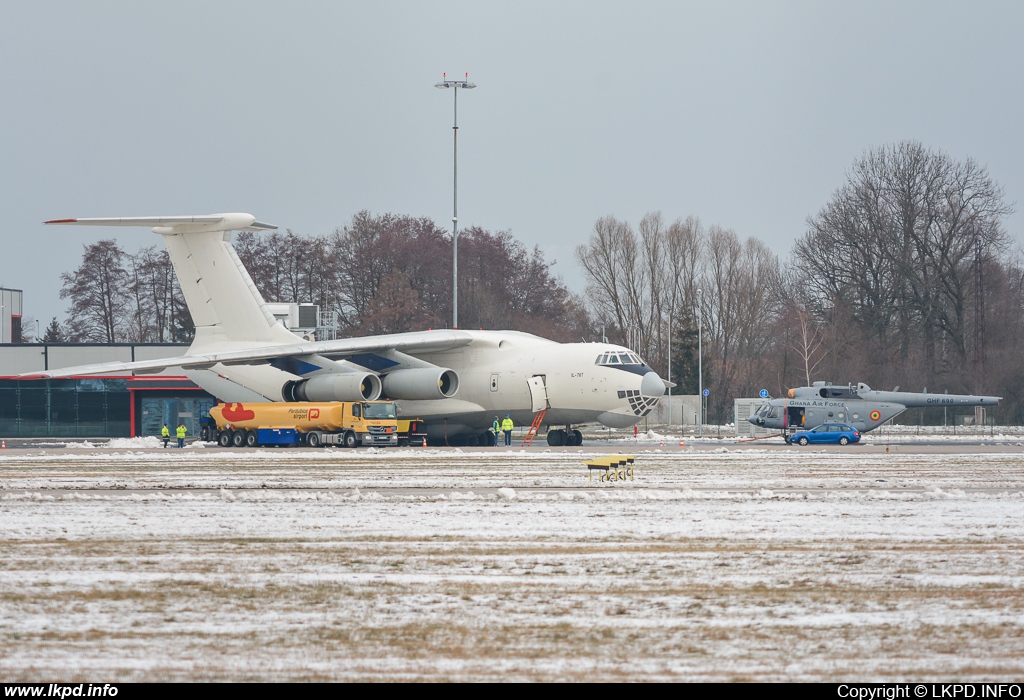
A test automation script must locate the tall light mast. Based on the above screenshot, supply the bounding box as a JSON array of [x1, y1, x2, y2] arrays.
[[434, 73, 476, 329]]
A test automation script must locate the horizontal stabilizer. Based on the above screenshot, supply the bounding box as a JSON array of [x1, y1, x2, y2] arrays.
[[45, 214, 277, 232]]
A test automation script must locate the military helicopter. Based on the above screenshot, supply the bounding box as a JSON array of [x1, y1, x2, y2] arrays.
[[748, 382, 1001, 442]]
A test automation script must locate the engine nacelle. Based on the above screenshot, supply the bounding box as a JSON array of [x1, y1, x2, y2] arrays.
[[284, 372, 382, 402], [381, 368, 459, 400]]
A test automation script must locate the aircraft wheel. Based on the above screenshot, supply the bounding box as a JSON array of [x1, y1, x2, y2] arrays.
[[839, 436, 850, 446], [245, 430, 259, 448], [783, 435, 791, 445], [231, 430, 246, 448], [547, 429, 565, 446], [308, 432, 322, 448], [797, 436, 809, 446], [571, 429, 583, 446], [343, 431, 357, 448], [217, 431, 231, 448], [479, 431, 493, 447]]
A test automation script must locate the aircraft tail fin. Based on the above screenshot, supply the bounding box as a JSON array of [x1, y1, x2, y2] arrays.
[[45, 214, 297, 349]]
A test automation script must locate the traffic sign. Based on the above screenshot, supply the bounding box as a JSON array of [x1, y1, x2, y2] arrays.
[[702, 389, 710, 397], [759, 389, 769, 398]]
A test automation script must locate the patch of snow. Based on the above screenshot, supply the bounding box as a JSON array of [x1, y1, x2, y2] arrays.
[[106, 436, 165, 449]]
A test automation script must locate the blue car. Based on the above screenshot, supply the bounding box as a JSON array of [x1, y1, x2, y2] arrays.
[[789, 424, 861, 446]]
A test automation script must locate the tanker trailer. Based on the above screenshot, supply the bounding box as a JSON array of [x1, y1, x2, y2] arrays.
[[208, 401, 398, 448]]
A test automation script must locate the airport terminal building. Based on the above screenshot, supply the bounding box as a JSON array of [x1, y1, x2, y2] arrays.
[[0, 343, 214, 438]]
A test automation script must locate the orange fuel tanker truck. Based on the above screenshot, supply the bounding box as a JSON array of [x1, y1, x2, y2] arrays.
[[207, 401, 399, 448]]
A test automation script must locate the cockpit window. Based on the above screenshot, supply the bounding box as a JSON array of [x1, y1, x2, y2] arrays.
[[595, 352, 645, 366]]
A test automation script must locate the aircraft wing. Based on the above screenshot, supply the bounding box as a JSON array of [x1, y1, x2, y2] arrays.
[[19, 330, 475, 379]]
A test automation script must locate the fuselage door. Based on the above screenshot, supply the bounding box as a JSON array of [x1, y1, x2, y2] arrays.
[[527, 375, 549, 413]]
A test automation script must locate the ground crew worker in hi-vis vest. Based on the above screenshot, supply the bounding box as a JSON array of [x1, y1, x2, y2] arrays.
[[501, 414, 514, 446], [176, 423, 187, 448], [161, 424, 170, 448], [492, 417, 500, 446]]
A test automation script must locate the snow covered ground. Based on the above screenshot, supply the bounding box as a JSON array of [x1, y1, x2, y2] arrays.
[[1, 444, 1023, 681]]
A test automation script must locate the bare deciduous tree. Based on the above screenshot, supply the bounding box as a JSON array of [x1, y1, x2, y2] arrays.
[[60, 240, 129, 343], [576, 213, 781, 418], [793, 141, 1012, 387]]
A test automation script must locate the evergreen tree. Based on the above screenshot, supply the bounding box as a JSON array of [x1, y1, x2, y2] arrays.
[[41, 317, 66, 343], [669, 318, 709, 394]]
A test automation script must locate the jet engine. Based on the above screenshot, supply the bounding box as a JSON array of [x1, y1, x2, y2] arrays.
[[381, 368, 459, 400], [283, 372, 382, 402]]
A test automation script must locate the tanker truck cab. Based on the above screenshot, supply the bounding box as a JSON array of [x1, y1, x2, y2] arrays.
[[343, 400, 400, 447], [208, 400, 398, 448]]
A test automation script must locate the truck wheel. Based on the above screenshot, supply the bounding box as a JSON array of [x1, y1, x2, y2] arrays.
[[245, 430, 259, 448], [344, 431, 357, 448], [217, 431, 231, 447], [231, 430, 245, 448], [307, 432, 321, 448]]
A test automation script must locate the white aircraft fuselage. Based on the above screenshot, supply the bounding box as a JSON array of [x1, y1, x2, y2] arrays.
[[188, 331, 662, 441]]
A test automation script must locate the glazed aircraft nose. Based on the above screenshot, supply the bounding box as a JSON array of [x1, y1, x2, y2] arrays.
[[640, 371, 667, 398]]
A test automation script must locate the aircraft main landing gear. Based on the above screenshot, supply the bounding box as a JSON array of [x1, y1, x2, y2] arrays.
[[546, 427, 584, 447]]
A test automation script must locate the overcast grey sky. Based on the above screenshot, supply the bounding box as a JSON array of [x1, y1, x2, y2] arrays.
[[2, 1, 1022, 329]]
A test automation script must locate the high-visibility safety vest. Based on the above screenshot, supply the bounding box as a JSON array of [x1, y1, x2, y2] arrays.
[[161, 426, 170, 438], [176, 425, 187, 439], [492, 419, 500, 433], [501, 417, 514, 432]]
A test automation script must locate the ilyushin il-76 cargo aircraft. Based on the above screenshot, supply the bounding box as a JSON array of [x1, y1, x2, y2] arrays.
[[31, 213, 669, 446]]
